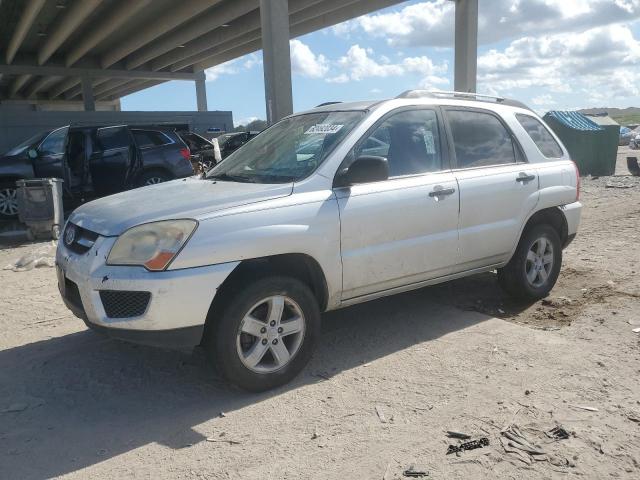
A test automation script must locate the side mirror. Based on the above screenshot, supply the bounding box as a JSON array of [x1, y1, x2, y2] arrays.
[[27, 149, 38, 159], [336, 155, 389, 187]]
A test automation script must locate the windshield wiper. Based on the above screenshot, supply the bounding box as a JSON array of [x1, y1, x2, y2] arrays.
[[207, 172, 256, 183]]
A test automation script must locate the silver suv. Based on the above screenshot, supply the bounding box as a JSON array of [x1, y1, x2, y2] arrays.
[[57, 91, 582, 391]]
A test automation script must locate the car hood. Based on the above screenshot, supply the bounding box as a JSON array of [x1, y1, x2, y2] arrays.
[[69, 176, 293, 236]]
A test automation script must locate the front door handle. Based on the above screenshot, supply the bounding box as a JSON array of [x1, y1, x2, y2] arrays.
[[516, 173, 536, 183], [429, 186, 456, 198]]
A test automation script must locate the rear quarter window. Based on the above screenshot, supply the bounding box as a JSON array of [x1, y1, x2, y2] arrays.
[[516, 114, 564, 158], [132, 130, 174, 148]]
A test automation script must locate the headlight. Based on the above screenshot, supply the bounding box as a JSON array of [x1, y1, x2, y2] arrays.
[[107, 220, 197, 271]]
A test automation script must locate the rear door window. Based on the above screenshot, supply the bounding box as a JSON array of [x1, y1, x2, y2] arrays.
[[94, 127, 131, 151], [516, 114, 564, 158], [446, 109, 517, 168]]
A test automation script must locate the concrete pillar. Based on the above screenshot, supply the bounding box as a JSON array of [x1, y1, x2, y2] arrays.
[[260, 0, 293, 124], [195, 70, 208, 111], [81, 77, 95, 111], [454, 0, 478, 93]]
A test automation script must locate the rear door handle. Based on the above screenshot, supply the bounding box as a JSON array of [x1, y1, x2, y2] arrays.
[[516, 173, 536, 183], [429, 187, 456, 198]]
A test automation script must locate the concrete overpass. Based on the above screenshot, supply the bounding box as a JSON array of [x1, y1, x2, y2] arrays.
[[0, 0, 478, 123]]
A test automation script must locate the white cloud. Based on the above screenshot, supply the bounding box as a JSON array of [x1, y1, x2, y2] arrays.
[[343, 0, 640, 47], [234, 116, 259, 128], [477, 24, 640, 99], [243, 53, 262, 70], [334, 45, 449, 87], [326, 73, 350, 84], [290, 40, 329, 78], [205, 60, 239, 82]]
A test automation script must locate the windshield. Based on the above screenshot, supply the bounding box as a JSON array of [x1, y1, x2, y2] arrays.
[[206, 111, 365, 183], [3, 131, 48, 156]]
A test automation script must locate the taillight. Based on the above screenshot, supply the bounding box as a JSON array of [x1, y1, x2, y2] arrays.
[[573, 161, 580, 202], [179, 147, 190, 161]]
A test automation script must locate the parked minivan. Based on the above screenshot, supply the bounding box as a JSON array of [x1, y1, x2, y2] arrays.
[[0, 125, 194, 218]]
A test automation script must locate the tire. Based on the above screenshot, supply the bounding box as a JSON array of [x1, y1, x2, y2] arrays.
[[497, 224, 562, 301], [0, 183, 19, 219], [139, 170, 172, 186], [204, 276, 321, 392]]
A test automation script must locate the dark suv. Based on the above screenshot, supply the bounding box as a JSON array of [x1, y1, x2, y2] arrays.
[[0, 125, 194, 218]]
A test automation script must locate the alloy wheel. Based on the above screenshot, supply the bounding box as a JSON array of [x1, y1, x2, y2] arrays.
[[144, 177, 164, 185], [0, 188, 18, 216], [525, 236, 554, 288], [236, 295, 306, 373]]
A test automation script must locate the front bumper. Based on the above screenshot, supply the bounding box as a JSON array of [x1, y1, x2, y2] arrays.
[[56, 234, 238, 348]]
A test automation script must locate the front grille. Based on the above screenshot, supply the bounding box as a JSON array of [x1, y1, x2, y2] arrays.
[[63, 223, 99, 254], [100, 290, 151, 319]]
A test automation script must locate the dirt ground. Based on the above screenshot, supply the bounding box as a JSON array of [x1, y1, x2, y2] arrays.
[[1, 149, 639, 480]]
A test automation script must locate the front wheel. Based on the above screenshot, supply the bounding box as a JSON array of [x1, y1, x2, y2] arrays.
[[498, 224, 562, 301], [204, 276, 321, 392]]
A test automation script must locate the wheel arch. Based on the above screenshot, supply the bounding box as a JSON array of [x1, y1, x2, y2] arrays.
[[523, 207, 569, 246], [202, 253, 330, 342]]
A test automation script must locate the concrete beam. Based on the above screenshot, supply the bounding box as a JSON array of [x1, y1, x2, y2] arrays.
[[104, 80, 163, 100], [195, 71, 208, 112], [38, 0, 104, 65], [9, 74, 32, 96], [25, 76, 62, 98], [156, 0, 323, 72], [66, 0, 152, 67], [454, 0, 478, 93], [100, 0, 222, 68], [49, 76, 82, 99], [260, 0, 293, 124], [93, 78, 132, 97], [81, 77, 96, 111], [126, 0, 258, 70], [0, 63, 198, 81], [6, 0, 46, 64]]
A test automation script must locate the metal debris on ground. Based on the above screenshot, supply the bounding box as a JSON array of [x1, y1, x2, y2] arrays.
[[446, 437, 489, 455], [546, 425, 570, 440], [446, 431, 471, 440], [568, 404, 599, 412], [375, 405, 388, 423], [402, 465, 429, 477], [500, 424, 546, 465]]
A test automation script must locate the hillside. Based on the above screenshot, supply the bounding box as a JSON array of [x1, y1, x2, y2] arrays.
[[579, 107, 640, 126]]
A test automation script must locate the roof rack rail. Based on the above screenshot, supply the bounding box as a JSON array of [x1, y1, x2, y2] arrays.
[[315, 101, 343, 107], [396, 90, 530, 110]]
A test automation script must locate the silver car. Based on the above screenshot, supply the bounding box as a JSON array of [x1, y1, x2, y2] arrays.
[[57, 91, 582, 391]]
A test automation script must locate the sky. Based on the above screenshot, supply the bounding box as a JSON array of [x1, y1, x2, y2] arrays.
[[121, 0, 640, 126]]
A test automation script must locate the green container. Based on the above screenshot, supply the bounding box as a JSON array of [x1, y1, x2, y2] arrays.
[[543, 111, 617, 176]]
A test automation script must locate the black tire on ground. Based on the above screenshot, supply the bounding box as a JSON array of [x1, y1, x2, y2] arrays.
[[204, 276, 321, 392], [0, 182, 19, 219], [497, 224, 562, 301], [138, 170, 173, 186]]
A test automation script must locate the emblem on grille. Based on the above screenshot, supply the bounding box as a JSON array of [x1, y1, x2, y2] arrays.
[[64, 224, 77, 246]]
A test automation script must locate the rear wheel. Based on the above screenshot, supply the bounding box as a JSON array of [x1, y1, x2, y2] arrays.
[[498, 224, 562, 301], [0, 183, 18, 219], [204, 276, 321, 391], [139, 170, 172, 186]]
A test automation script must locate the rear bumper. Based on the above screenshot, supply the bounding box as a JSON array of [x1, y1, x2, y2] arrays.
[[560, 201, 582, 248]]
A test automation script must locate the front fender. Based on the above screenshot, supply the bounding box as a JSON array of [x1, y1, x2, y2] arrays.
[[169, 191, 343, 309]]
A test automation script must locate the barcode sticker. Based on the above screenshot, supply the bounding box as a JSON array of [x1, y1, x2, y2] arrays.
[[304, 124, 344, 135]]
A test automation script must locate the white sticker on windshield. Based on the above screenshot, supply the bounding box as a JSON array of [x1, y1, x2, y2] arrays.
[[304, 124, 344, 135]]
